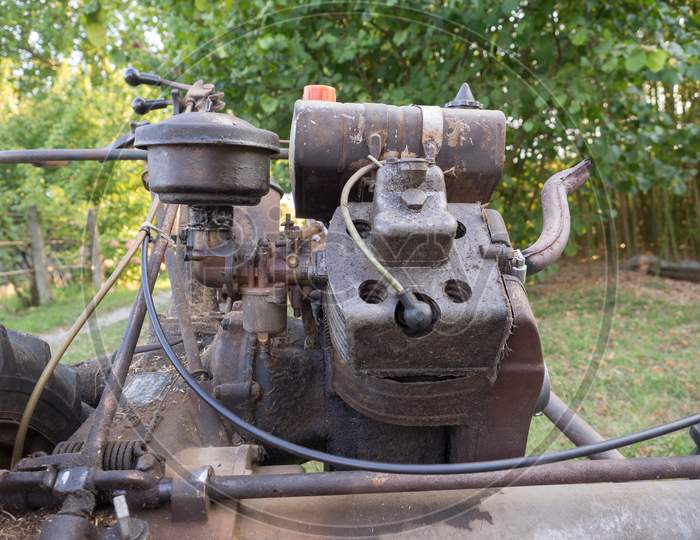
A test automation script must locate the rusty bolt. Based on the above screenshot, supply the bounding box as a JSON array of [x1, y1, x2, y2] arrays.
[[136, 454, 157, 472], [286, 254, 299, 268], [401, 188, 427, 210], [251, 381, 262, 402]]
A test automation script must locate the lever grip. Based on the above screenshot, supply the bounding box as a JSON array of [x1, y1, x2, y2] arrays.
[[131, 97, 170, 115], [124, 67, 162, 87]]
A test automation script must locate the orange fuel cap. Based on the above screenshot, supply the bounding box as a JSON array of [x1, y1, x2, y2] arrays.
[[303, 84, 336, 102]]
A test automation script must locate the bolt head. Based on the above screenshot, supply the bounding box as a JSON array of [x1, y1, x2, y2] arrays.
[[286, 254, 299, 268], [401, 188, 427, 210], [136, 453, 157, 471]]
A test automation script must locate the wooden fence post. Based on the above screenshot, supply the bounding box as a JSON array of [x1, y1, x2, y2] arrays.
[[86, 207, 102, 289], [27, 205, 52, 305]]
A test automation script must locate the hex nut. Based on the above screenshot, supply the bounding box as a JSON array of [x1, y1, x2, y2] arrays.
[[401, 188, 427, 210]]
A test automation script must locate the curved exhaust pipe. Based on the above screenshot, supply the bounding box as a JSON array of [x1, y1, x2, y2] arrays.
[[522, 159, 591, 274]]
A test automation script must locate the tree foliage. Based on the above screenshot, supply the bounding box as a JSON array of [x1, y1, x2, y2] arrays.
[[1, 0, 699, 291]]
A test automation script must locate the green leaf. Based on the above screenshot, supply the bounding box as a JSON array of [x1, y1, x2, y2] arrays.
[[85, 21, 107, 48], [260, 95, 278, 114], [659, 67, 681, 85], [602, 57, 618, 73], [500, 0, 519, 14], [570, 29, 588, 46], [625, 48, 647, 73], [258, 35, 275, 51], [564, 239, 579, 257], [645, 49, 667, 72], [686, 62, 700, 81], [667, 42, 685, 59], [393, 30, 409, 46], [523, 120, 534, 132]]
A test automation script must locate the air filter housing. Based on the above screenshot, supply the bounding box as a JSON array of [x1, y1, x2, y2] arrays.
[[135, 112, 279, 206]]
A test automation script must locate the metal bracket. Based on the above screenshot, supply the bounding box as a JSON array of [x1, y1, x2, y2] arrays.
[[53, 467, 93, 495], [170, 466, 212, 522], [417, 105, 444, 162]]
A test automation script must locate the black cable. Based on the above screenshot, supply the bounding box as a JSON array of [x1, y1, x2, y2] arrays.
[[141, 237, 700, 474], [134, 339, 183, 355], [102, 339, 183, 363]]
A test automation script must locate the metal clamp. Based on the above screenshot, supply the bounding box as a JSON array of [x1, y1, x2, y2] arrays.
[[140, 223, 174, 247], [417, 105, 444, 161], [170, 466, 212, 522]]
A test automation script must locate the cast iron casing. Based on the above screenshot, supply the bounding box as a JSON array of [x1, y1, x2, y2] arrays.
[[370, 159, 457, 266], [324, 202, 514, 426]]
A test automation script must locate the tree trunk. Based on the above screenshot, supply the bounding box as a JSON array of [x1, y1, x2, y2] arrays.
[[692, 180, 700, 256], [86, 207, 102, 290], [27, 205, 52, 306], [619, 192, 632, 254]]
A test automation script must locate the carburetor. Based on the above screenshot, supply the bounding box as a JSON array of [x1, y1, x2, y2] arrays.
[[135, 110, 297, 340], [135, 82, 588, 464]]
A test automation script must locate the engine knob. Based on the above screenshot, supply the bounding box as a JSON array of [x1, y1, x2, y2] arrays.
[[124, 67, 163, 87]]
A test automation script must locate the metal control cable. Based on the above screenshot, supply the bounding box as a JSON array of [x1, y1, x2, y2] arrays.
[[11, 197, 161, 467], [141, 235, 700, 474], [340, 160, 405, 293]]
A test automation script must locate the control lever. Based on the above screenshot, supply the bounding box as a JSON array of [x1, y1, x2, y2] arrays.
[[123, 67, 193, 91], [124, 67, 162, 87], [124, 68, 224, 113], [131, 96, 172, 115]]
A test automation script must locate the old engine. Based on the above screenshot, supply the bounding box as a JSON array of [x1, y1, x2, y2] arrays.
[[9, 68, 700, 540], [132, 81, 588, 465]]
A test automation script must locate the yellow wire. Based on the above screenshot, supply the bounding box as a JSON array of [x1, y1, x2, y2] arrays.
[[11, 197, 161, 467], [339, 160, 405, 294]]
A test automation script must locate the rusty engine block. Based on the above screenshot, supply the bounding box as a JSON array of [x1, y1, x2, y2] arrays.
[[131, 83, 581, 465]]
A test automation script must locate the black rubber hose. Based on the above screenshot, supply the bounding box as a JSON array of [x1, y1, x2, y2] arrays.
[[133, 339, 183, 354], [141, 237, 700, 474]]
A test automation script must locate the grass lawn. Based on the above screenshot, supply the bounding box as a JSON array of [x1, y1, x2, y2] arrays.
[[526, 264, 700, 458], [0, 278, 170, 364], [60, 318, 136, 365], [1, 278, 168, 335]]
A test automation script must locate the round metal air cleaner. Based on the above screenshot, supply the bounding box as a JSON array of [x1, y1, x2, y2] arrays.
[[135, 112, 279, 205]]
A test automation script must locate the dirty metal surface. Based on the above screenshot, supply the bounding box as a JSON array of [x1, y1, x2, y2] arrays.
[[209, 316, 452, 465], [290, 101, 506, 220], [370, 160, 457, 266], [130, 473, 700, 540], [325, 202, 513, 378], [135, 112, 279, 206], [121, 372, 172, 406], [223, 480, 700, 539]]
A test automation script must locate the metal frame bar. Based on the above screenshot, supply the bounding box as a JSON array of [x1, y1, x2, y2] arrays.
[[207, 456, 700, 500], [543, 391, 625, 460], [81, 204, 178, 464], [0, 147, 288, 164], [0, 148, 146, 163]]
